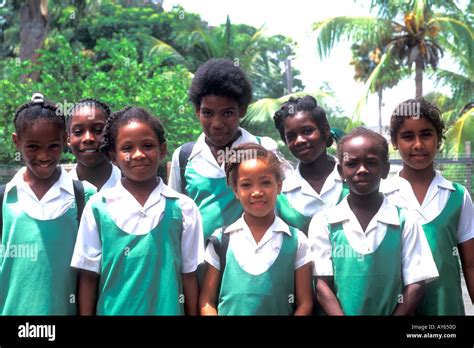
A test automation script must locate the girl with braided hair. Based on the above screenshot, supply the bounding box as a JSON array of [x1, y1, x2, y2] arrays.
[[67, 99, 121, 191], [273, 95, 348, 235], [0, 93, 96, 315], [71, 106, 204, 315]]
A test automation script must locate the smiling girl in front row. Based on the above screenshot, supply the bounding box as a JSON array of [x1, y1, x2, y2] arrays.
[[1, 94, 95, 315], [309, 127, 438, 315], [71, 107, 204, 315], [199, 143, 313, 315], [382, 99, 474, 315]]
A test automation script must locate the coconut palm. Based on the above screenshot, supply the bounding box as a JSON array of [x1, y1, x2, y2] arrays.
[[313, 0, 473, 112]]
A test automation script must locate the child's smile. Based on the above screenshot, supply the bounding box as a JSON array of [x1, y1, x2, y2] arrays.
[[68, 106, 107, 168], [284, 112, 327, 163], [112, 121, 166, 185], [394, 117, 438, 171], [13, 119, 65, 181], [234, 159, 281, 220]]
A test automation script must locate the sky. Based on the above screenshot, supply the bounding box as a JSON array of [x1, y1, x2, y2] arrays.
[[162, 0, 453, 128]]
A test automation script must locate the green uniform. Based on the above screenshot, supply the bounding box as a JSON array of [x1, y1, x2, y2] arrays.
[[217, 226, 298, 315], [276, 182, 350, 235], [93, 196, 184, 315], [416, 183, 465, 315], [0, 185, 95, 315], [184, 165, 242, 242], [329, 208, 405, 315]]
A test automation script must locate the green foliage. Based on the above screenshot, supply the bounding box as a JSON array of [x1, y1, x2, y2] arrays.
[[0, 35, 200, 165]]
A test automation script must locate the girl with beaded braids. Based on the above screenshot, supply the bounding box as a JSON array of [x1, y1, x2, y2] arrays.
[[67, 98, 121, 191], [0, 93, 96, 315], [273, 95, 349, 235], [71, 106, 204, 315]]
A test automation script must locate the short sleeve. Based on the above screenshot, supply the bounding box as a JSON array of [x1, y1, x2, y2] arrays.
[[204, 230, 222, 271], [308, 212, 333, 276], [295, 230, 313, 270], [180, 195, 205, 273], [70, 197, 102, 274], [168, 146, 183, 193]]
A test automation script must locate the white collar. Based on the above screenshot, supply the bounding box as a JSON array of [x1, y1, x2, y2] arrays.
[[69, 162, 121, 190], [382, 169, 454, 194], [102, 178, 181, 209], [224, 214, 292, 237], [6, 166, 74, 196], [189, 127, 258, 161], [327, 195, 400, 226], [282, 157, 340, 192]]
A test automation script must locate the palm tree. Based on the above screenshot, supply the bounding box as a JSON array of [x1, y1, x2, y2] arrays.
[[350, 41, 405, 132], [313, 0, 473, 108], [186, 16, 264, 72]]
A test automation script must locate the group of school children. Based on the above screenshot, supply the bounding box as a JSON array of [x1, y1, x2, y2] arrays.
[[0, 58, 472, 316]]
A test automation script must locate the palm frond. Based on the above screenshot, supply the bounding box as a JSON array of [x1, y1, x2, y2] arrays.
[[242, 91, 334, 136], [313, 16, 393, 58], [443, 106, 474, 157], [430, 16, 474, 60], [145, 35, 186, 65], [353, 47, 394, 120]]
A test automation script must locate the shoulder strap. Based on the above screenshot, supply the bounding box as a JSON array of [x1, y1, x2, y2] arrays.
[[0, 184, 5, 238], [208, 227, 230, 272], [178, 142, 196, 194], [72, 180, 85, 225]]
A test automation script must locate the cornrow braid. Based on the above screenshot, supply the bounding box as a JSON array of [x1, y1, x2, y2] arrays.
[[14, 94, 65, 134], [101, 106, 166, 153]]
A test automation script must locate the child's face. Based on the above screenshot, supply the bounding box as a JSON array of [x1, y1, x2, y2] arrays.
[[338, 136, 389, 196], [233, 158, 282, 220], [12, 119, 66, 180], [111, 121, 166, 184], [196, 95, 246, 147], [68, 106, 108, 168], [284, 111, 328, 163], [393, 117, 438, 171]]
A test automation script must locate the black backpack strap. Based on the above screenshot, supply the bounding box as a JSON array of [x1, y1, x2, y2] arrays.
[[178, 142, 195, 194], [0, 184, 5, 239], [207, 227, 230, 272], [72, 180, 85, 225]]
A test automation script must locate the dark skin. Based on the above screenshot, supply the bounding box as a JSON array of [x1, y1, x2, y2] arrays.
[[394, 117, 474, 302], [12, 120, 66, 201], [317, 136, 425, 315], [196, 95, 246, 165], [394, 117, 439, 205], [77, 122, 199, 315], [284, 111, 334, 194], [300, 156, 335, 195], [68, 106, 112, 191], [75, 161, 113, 191]]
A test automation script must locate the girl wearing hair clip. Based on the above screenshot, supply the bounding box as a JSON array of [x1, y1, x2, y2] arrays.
[[273, 96, 348, 235], [0, 93, 96, 315]]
